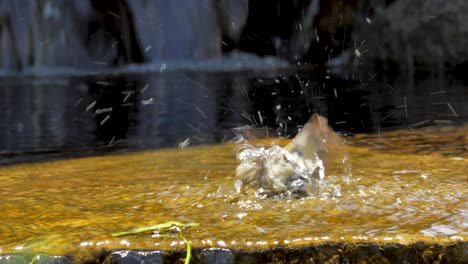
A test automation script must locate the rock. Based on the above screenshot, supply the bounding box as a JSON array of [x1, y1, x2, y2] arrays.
[[0, 1, 14, 70], [217, 0, 249, 46], [0, 0, 95, 69], [0, 255, 26, 264], [293, 0, 359, 63], [31, 254, 70, 264], [106, 251, 164, 264], [127, 0, 250, 61], [200, 248, 235, 264], [1, 242, 466, 263], [350, 0, 468, 77], [0, 0, 251, 71], [86, 0, 145, 66], [25, 0, 89, 67], [0, 254, 70, 264]]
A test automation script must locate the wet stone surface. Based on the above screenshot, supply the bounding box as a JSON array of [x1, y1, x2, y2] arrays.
[[106, 251, 165, 264], [0, 254, 70, 264], [106, 242, 467, 264], [2, 242, 465, 264], [0, 127, 466, 263], [198, 248, 235, 264]]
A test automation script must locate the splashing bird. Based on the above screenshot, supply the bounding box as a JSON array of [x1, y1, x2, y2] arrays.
[[235, 113, 342, 197]]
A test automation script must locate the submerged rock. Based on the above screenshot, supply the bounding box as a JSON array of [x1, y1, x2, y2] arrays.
[[0, 254, 70, 264], [235, 113, 342, 197], [107, 251, 164, 264]]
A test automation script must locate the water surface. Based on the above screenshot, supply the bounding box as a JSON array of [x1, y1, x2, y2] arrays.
[[1, 71, 466, 164], [0, 125, 466, 259]]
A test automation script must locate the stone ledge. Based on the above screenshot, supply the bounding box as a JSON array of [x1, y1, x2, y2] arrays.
[[0, 254, 70, 264], [1, 241, 466, 264]]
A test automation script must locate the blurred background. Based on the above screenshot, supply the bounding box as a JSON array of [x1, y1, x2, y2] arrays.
[[0, 0, 466, 164]]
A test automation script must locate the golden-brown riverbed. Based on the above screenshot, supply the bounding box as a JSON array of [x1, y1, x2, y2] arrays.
[[0, 126, 466, 258]]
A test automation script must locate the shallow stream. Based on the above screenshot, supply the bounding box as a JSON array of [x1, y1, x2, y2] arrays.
[[0, 124, 466, 258], [0, 70, 466, 262]]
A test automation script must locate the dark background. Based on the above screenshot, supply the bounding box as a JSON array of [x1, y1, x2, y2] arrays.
[[0, 0, 466, 164]]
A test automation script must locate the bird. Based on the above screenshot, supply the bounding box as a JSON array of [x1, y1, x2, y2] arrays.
[[235, 113, 342, 197]]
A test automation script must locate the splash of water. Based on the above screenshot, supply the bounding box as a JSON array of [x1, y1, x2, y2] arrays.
[[234, 135, 326, 198], [233, 113, 347, 198]]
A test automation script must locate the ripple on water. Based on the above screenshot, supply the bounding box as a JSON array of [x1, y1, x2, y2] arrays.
[[0, 126, 466, 255]]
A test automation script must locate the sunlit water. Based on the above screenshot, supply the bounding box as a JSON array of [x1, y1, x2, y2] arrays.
[[0, 125, 466, 259]]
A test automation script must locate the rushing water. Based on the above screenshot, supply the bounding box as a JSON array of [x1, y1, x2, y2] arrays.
[[0, 125, 466, 259], [0, 71, 466, 261]]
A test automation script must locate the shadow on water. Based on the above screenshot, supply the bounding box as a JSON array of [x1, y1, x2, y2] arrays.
[[0, 69, 466, 165]]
